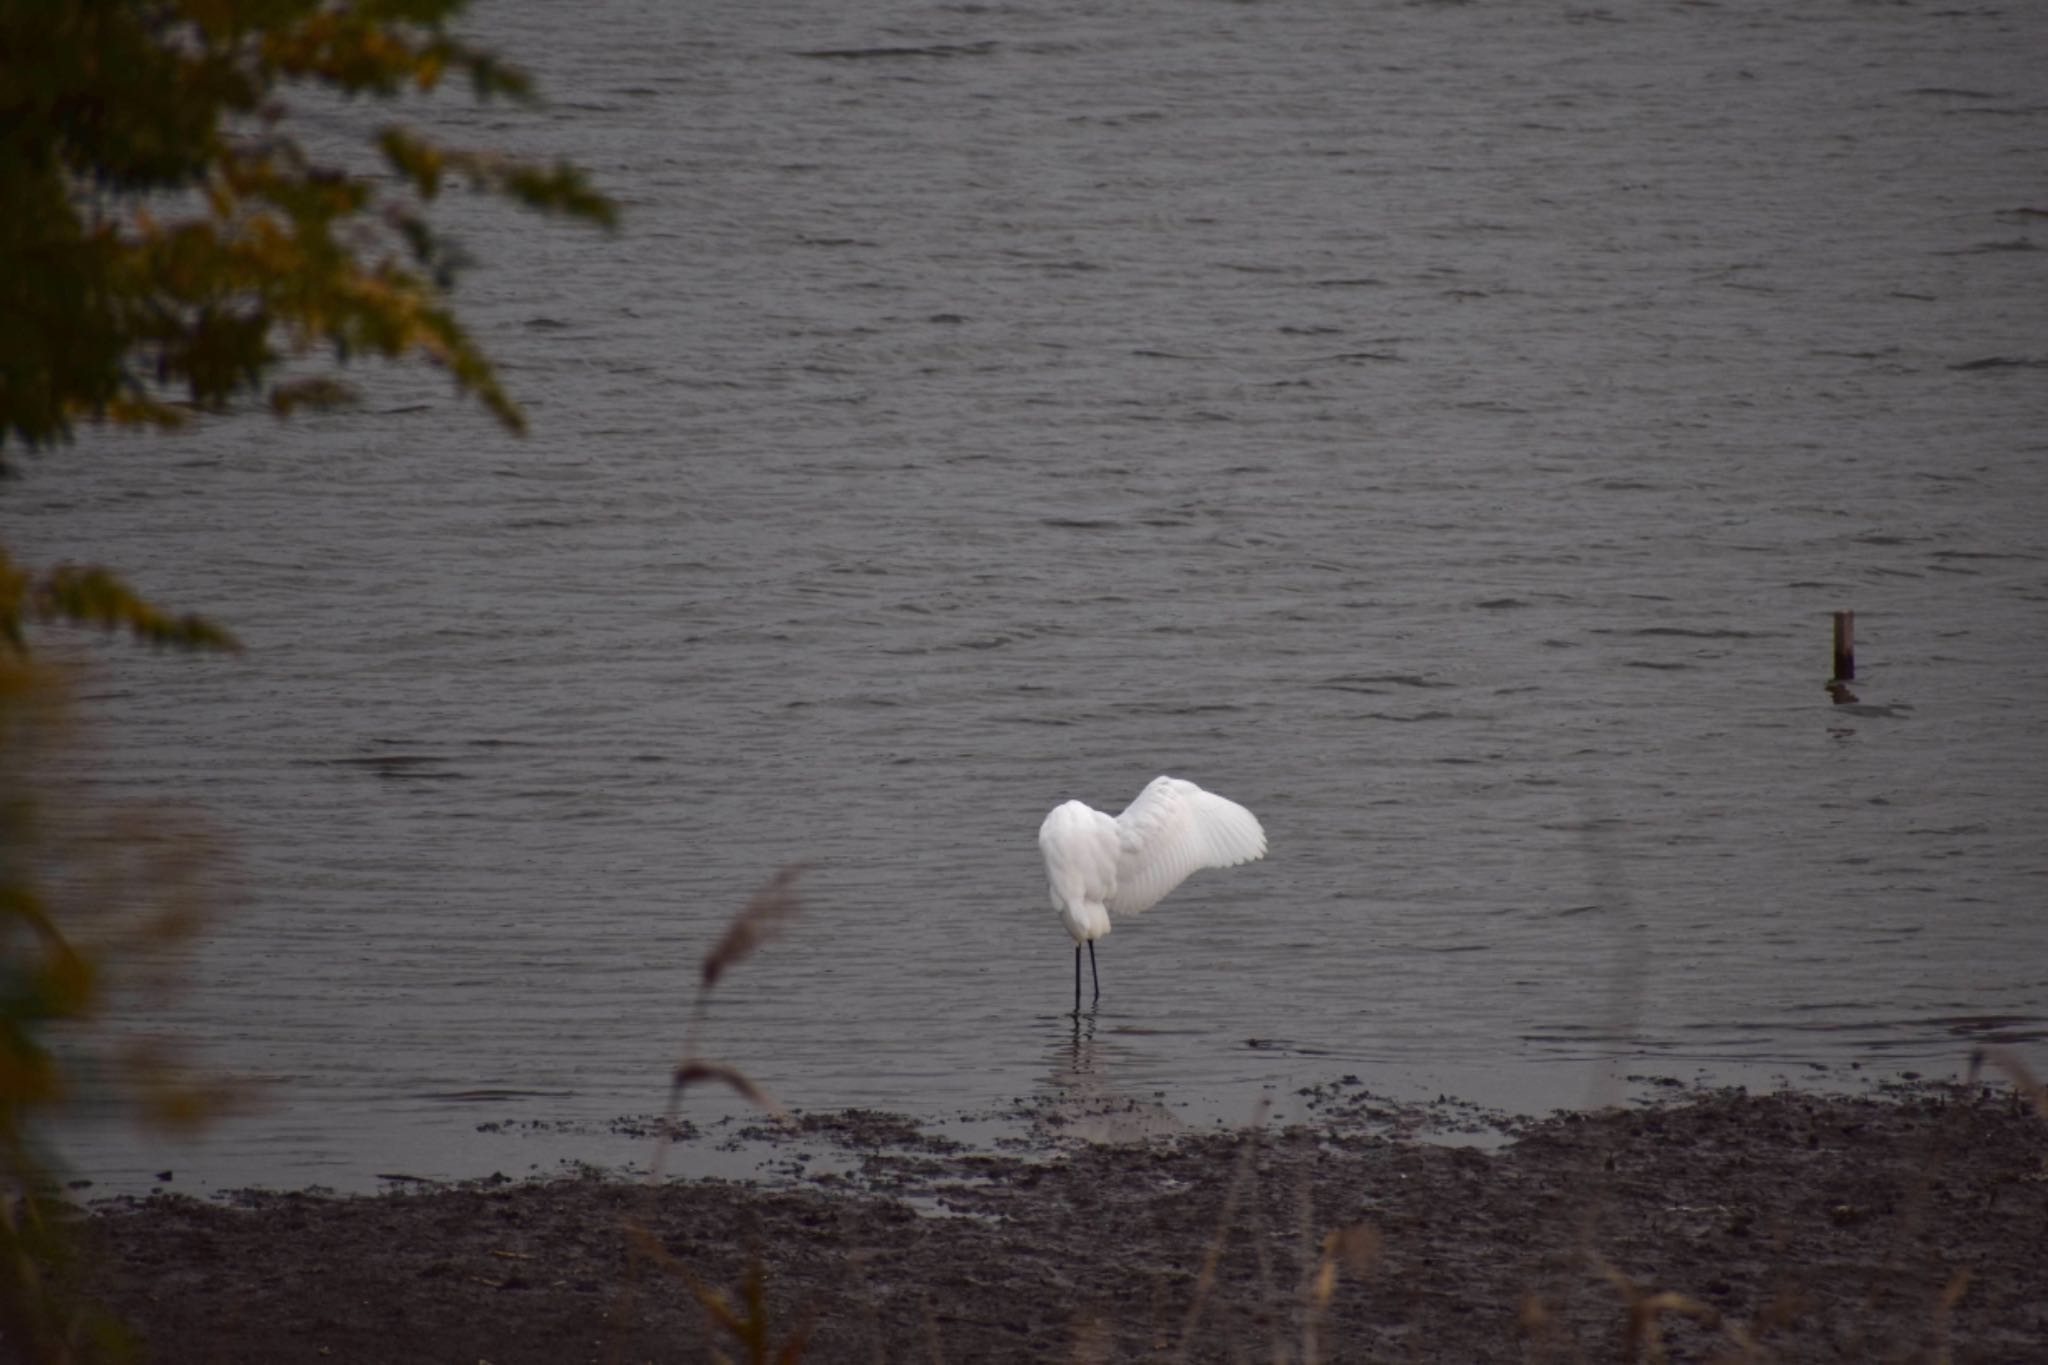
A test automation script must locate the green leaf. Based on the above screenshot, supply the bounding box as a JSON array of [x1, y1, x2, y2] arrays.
[[23, 563, 241, 654], [0, 0, 618, 451]]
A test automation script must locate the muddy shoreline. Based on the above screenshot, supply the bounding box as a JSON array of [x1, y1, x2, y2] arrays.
[[82, 1084, 2046, 1363]]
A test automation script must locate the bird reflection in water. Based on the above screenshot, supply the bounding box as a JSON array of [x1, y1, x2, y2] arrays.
[[1035, 1011, 1183, 1143], [1052, 1009, 1105, 1093]]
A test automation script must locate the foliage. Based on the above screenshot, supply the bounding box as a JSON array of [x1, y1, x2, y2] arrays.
[[1, 653, 230, 1361], [0, 3, 616, 1357], [0, 0, 617, 457], [1, 550, 241, 658]]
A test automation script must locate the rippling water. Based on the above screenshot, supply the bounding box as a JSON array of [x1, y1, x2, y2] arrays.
[[16, 0, 2047, 1193]]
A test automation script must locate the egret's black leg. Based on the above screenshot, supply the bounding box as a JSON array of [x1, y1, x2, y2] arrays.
[[1087, 940, 1100, 1007], [1073, 943, 1082, 1016]]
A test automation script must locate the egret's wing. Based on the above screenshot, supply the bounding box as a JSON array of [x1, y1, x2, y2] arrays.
[[1039, 800, 1122, 911], [1110, 776, 1267, 915]]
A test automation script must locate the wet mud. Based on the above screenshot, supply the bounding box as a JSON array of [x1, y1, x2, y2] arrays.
[[83, 1085, 2047, 1363]]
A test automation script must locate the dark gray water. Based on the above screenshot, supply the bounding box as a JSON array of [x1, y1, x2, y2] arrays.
[[15, 0, 2048, 1194]]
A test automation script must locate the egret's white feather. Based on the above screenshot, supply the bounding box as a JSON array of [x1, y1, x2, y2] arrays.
[[1038, 776, 1266, 948], [1110, 776, 1267, 916], [1038, 799, 1120, 943]]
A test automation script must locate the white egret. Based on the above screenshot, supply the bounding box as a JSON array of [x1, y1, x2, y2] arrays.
[[1038, 776, 1267, 1013]]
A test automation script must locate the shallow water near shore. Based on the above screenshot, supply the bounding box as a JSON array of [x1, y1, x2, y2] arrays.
[[14, 0, 2048, 1196]]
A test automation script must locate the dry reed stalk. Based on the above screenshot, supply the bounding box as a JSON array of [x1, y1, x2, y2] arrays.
[[1293, 1174, 1318, 1365], [670, 1060, 787, 1119], [1171, 1099, 1269, 1364], [1145, 1264, 1175, 1354], [1591, 1252, 1726, 1364], [1504, 799, 1645, 1362], [1968, 1045, 2048, 1122], [1301, 1222, 1379, 1365], [1515, 1290, 1575, 1363], [619, 866, 809, 1360], [624, 1225, 816, 1364], [1548, 799, 1676, 1362], [1836, 1051, 2047, 1361], [1067, 1311, 1114, 1365], [647, 865, 807, 1185], [677, 863, 808, 1064], [702, 864, 807, 991], [1237, 1138, 1282, 1365]]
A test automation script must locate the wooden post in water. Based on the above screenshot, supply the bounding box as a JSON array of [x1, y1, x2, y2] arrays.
[[1832, 610, 1855, 681]]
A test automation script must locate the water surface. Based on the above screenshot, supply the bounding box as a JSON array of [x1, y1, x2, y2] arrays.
[[14, 0, 2047, 1194]]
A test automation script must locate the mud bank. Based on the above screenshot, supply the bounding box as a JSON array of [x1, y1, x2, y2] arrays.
[[84, 1086, 2046, 1363]]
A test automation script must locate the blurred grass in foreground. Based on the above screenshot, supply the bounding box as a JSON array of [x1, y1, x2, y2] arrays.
[[1, 655, 234, 1362]]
